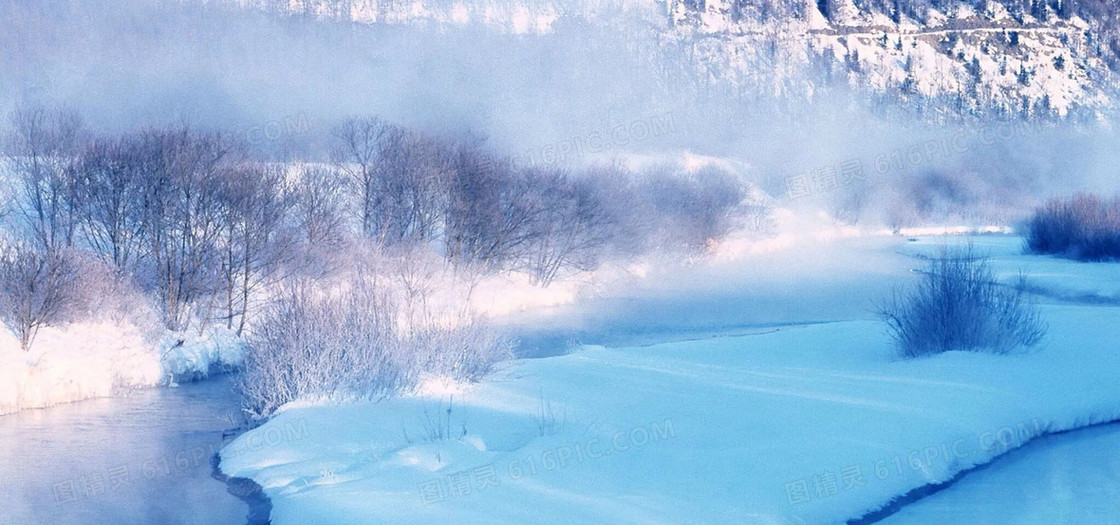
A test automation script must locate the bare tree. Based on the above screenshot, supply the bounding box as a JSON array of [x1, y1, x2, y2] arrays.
[[4, 106, 86, 254], [139, 128, 231, 331], [70, 134, 151, 274], [0, 241, 74, 350], [332, 118, 450, 248], [638, 165, 745, 253], [291, 165, 349, 275], [371, 127, 450, 247], [741, 200, 775, 234], [520, 170, 613, 286], [583, 164, 653, 259], [444, 148, 542, 270], [332, 117, 389, 239], [217, 163, 295, 335], [831, 182, 868, 226]]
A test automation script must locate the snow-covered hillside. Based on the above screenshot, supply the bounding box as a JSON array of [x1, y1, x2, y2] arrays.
[[667, 0, 1115, 118], [234, 0, 1120, 119]]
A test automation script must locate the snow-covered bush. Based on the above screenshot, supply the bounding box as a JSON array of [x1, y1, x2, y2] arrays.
[[237, 276, 409, 418], [238, 262, 513, 418], [879, 248, 1046, 357], [407, 317, 513, 382], [1026, 193, 1120, 261]]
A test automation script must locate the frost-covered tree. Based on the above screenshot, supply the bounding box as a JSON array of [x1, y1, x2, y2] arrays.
[[0, 242, 74, 350], [332, 117, 390, 240]]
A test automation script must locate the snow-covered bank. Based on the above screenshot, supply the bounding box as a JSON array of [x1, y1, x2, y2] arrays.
[[0, 324, 245, 415], [219, 307, 1120, 524], [218, 234, 1120, 524]]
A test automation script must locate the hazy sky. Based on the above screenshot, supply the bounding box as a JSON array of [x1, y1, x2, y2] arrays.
[[2, 0, 1116, 223]]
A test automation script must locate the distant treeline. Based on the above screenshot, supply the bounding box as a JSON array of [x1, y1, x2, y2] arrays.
[[0, 106, 766, 350]]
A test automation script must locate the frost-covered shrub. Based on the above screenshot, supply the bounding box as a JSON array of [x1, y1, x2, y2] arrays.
[[237, 277, 410, 419], [880, 249, 1045, 358], [1026, 194, 1120, 261], [407, 318, 513, 382], [237, 270, 511, 419]]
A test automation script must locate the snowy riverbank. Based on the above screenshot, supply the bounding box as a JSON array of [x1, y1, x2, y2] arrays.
[[0, 324, 245, 415], [219, 234, 1120, 524]]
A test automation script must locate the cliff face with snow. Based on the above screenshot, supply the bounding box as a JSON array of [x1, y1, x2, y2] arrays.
[[240, 0, 1120, 119]]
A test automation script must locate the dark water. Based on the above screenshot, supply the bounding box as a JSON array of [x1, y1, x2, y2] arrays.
[[0, 374, 248, 525], [869, 422, 1120, 525]]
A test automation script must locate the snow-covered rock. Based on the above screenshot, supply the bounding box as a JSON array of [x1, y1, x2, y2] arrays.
[[160, 327, 247, 384]]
